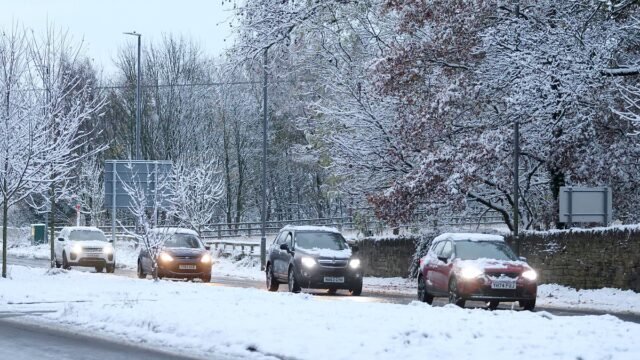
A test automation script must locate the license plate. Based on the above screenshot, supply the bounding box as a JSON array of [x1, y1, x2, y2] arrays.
[[491, 280, 517, 289], [179, 264, 197, 270], [324, 276, 344, 283]]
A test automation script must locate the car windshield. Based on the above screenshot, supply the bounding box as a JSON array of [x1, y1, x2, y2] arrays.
[[163, 233, 202, 249], [455, 241, 518, 261], [69, 230, 107, 241], [295, 232, 348, 250]]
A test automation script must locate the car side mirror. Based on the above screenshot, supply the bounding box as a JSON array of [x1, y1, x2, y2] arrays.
[[437, 256, 448, 264], [351, 245, 359, 253], [204, 245, 211, 251], [57, 238, 64, 242], [279, 243, 289, 251], [519, 256, 527, 262]]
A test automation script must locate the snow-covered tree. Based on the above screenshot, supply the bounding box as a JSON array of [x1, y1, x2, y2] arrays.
[[0, 25, 105, 277], [171, 154, 224, 235]]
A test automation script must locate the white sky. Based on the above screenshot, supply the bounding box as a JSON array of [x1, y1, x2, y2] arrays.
[[0, 0, 236, 75]]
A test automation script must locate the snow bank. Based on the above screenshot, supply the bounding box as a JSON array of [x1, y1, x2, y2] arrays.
[[1, 266, 639, 360], [537, 284, 640, 314]]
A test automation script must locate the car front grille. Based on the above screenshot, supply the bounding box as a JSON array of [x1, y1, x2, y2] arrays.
[[174, 256, 198, 260], [82, 247, 103, 254], [486, 271, 520, 279], [318, 259, 348, 268]]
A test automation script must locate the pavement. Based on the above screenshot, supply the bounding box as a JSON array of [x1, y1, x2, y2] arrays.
[[0, 316, 212, 360]]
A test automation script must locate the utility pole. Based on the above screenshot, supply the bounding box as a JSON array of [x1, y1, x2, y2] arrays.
[[124, 32, 142, 160], [260, 48, 268, 270], [513, 121, 520, 256]]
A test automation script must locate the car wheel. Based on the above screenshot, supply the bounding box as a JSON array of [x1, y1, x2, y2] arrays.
[[106, 264, 115, 273], [201, 274, 211, 283], [62, 252, 71, 270], [327, 288, 337, 295], [418, 276, 434, 304], [488, 301, 499, 310], [520, 299, 536, 311], [54, 256, 61, 269], [95, 266, 104, 273], [448, 278, 465, 308], [266, 264, 279, 292], [350, 280, 363, 296], [137, 261, 146, 279], [288, 267, 301, 293]]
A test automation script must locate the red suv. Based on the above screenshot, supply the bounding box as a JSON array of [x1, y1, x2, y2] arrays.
[[417, 233, 537, 310]]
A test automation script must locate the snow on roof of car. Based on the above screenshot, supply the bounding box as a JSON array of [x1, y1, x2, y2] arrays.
[[63, 226, 104, 233], [280, 225, 341, 233], [149, 227, 198, 236], [433, 233, 504, 242]]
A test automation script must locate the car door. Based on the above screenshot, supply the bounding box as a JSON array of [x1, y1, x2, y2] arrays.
[[425, 241, 445, 293], [268, 231, 284, 273], [275, 232, 293, 279], [55, 228, 66, 260], [140, 232, 154, 272], [273, 231, 289, 280], [433, 241, 454, 292]]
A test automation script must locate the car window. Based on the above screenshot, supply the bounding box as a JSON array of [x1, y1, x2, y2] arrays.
[[163, 233, 203, 249], [455, 241, 517, 261], [295, 231, 348, 251], [286, 233, 293, 248], [432, 241, 445, 256], [277, 232, 288, 245], [440, 241, 453, 258], [69, 230, 107, 241]]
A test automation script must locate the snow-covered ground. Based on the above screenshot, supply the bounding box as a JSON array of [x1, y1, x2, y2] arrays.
[[1, 265, 639, 360]]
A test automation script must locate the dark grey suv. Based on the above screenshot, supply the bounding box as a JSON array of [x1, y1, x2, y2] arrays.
[[265, 226, 363, 295]]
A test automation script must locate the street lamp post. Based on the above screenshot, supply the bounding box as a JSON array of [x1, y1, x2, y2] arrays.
[[124, 31, 142, 160]]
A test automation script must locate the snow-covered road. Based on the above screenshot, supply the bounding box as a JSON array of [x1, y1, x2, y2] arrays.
[[1, 265, 640, 360]]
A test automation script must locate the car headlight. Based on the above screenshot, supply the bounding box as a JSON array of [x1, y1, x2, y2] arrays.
[[71, 244, 83, 254], [103, 246, 114, 255], [301, 257, 316, 268], [460, 266, 484, 279], [201, 253, 212, 264], [349, 259, 361, 269], [158, 252, 174, 262], [522, 269, 537, 281]]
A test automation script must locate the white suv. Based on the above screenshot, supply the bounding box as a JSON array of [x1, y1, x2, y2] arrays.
[[54, 226, 116, 273]]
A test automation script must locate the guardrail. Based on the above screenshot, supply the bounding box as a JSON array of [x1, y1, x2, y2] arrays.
[[48, 209, 505, 240], [207, 239, 260, 257]]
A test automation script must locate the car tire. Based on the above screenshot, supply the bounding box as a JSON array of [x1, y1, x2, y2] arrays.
[[54, 256, 61, 269], [106, 264, 115, 274], [350, 280, 363, 296], [520, 299, 536, 311], [448, 278, 465, 308], [418, 275, 434, 304], [137, 261, 146, 279], [95, 266, 104, 273], [266, 264, 279, 292], [201, 274, 211, 283], [288, 267, 301, 293], [327, 288, 337, 295], [488, 301, 499, 310], [62, 252, 71, 270]]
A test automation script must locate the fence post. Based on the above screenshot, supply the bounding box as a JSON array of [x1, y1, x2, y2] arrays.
[[248, 223, 251, 237], [217, 224, 221, 239]]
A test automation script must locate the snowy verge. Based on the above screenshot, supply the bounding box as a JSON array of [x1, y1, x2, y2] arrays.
[[1, 265, 639, 360], [537, 284, 640, 314]]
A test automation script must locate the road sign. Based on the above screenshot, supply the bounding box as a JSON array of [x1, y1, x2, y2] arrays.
[[104, 160, 173, 209], [559, 186, 612, 226]]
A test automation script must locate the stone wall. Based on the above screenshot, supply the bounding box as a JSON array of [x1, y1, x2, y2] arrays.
[[505, 227, 640, 291], [352, 237, 418, 278], [354, 227, 640, 291]]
